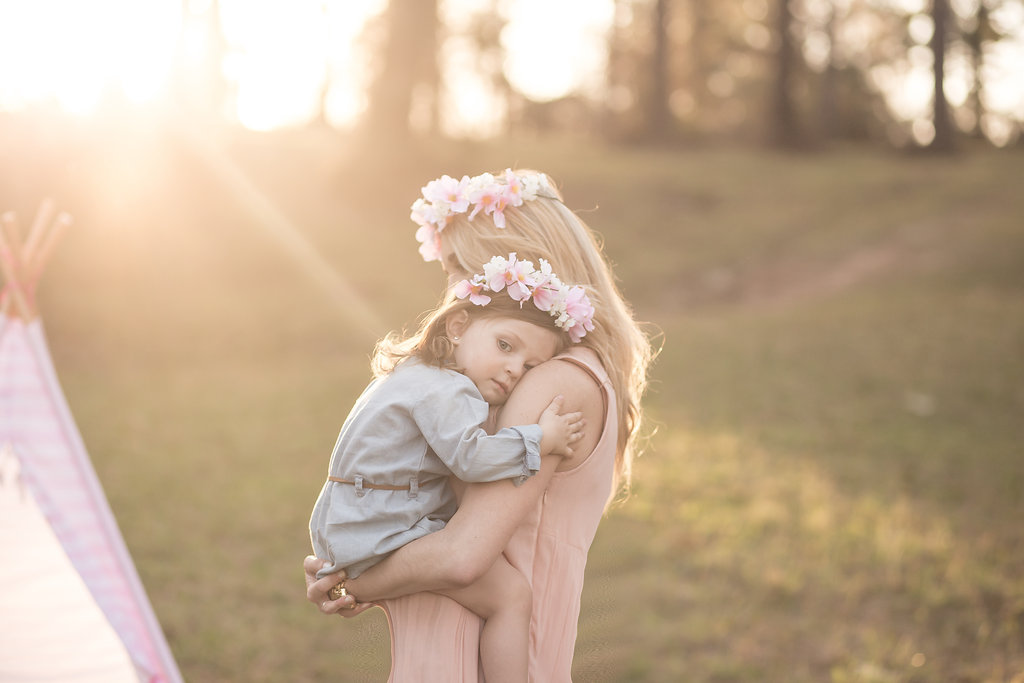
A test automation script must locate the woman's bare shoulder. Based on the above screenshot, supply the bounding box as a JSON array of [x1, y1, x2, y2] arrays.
[[499, 356, 604, 469], [516, 357, 601, 406]]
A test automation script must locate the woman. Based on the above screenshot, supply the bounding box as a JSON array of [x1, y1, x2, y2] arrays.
[[305, 169, 653, 681]]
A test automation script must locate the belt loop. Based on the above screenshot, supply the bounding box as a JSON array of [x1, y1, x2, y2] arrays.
[[354, 475, 366, 497], [408, 476, 419, 499]]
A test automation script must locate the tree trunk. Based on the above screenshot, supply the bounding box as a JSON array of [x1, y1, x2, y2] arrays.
[[929, 0, 955, 151], [965, 2, 989, 138], [688, 0, 710, 130], [819, 1, 838, 141], [365, 0, 439, 137], [771, 0, 802, 147], [647, 0, 673, 140]]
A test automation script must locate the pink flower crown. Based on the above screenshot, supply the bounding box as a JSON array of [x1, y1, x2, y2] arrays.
[[411, 169, 555, 262], [453, 253, 595, 343]]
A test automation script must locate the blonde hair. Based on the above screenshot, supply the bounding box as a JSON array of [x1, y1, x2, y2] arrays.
[[373, 290, 572, 378], [437, 169, 654, 502]]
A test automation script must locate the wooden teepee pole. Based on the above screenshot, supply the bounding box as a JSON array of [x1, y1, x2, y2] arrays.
[[0, 201, 71, 321], [22, 197, 55, 266], [0, 213, 32, 320], [27, 211, 71, 285]]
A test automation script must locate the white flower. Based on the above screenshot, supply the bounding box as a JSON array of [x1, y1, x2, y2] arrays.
[[412, 170, 558, 261], [452, 252, 595, 342]]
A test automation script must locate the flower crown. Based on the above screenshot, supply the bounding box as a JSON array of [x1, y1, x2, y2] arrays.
[[453, 253, 595, 343], [411, 169, 555, 262]]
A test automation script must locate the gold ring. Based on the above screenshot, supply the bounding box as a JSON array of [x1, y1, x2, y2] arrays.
[[328, 581, 348, 601]]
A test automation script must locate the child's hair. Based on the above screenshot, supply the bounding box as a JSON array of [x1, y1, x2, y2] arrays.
[[372, 289, 572, 379], [424, 169, 656, 504]]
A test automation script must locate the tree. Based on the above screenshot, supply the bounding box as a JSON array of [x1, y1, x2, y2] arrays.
[[364, 0, 439, 137], [818, 0, 840, 141], [463, 1, 511, 135], [771, 0, 803, 147], [645, 0, 673, 140], [963, 1, 987, 137], [929, 0, 955, 151]]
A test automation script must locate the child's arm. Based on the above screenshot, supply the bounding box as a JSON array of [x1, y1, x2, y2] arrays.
[[310, 360, 602, 611], [412, 377, 582, 485]]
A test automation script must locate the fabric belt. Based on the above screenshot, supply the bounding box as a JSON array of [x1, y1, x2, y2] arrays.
[[328, 475, 411, 491]]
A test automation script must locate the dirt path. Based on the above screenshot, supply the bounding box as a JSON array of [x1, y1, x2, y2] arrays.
[[681, 218, 952, 313]]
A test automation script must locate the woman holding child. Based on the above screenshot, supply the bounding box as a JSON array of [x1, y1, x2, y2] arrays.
[[305, 168, 653, 681]]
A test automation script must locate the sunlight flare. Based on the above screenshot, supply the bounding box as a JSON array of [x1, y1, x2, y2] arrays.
[[0, 0, 179, 113]]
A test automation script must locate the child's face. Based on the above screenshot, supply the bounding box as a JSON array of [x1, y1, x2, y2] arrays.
[[451, 316, 560, 405]]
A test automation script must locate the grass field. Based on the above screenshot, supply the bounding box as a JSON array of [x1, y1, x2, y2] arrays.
[[3, 116, 1023, 682]]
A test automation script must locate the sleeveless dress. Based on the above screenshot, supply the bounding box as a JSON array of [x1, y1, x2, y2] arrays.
[[381, 347, 617, 682]]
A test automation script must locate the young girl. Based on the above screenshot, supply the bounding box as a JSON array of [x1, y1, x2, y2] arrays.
[[308, 253, 595, 683]]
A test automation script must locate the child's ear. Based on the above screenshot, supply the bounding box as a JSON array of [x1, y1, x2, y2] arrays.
[[445, 309, 469, 340]]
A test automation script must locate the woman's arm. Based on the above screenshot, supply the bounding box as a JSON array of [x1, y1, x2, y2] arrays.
[[305, 455, 558, 612], [311, 359, 602, 610]]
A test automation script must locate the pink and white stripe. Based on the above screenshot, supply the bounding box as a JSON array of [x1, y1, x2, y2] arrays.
[[0, 314, 183, 683]]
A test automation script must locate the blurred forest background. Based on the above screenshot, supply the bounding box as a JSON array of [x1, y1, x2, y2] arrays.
[[166, 0, 1022, 148], [2, 0, 1024, 682], [2, 0, 1022, 147]]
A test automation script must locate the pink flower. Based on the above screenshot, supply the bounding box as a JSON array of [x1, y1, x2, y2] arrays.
[[441, 251, 594, 342], [491, 194, 511, 228], [485, 253, 536, 301], [411, 170, 553, 254], [453, 277, 491, 306], [506, 258, 537, 301], [502, 169, 525, 208], [531, 282, 559, 311], [529, 259, 558, 310], [564, 286, 592, 317], [422, 175, 470, 213], [465, 173, 499, 221], [563, 286, 595, 342], [482, 255, 510, 292], [488, 170, 528, 230], [415, 224, 441, 262], [468, 190, 499, 220]]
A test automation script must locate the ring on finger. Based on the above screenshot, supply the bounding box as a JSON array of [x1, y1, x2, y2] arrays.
[[327, 580, 348, 601]]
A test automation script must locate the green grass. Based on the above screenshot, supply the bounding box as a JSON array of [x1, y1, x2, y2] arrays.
[[3, 117, 1023, 681]]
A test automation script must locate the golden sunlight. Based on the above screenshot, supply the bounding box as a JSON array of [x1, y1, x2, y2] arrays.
[[0, 0, 179, 114], [0, 0, 611, 132], [0, 0, 1019, 139], [501, 0, 613, 101], [219, 0, 381, 131]]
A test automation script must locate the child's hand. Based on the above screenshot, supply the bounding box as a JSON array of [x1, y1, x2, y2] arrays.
[[538, 395, 585, 457]]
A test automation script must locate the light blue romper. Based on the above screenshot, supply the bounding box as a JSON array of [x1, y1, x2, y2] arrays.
[[309, 358, 541, 579]]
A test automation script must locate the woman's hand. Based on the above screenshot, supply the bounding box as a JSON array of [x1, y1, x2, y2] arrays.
[[304, 556, 374, 617]]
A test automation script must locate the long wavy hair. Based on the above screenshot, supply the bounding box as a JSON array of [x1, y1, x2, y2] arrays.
[[435, 170, 656, 504]]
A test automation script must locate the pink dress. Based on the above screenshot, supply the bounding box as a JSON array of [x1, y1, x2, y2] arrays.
[[381, 347, 617, 682]]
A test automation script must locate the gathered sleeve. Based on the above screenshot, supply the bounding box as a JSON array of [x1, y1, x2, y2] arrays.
[[410, 372, 541, 485]]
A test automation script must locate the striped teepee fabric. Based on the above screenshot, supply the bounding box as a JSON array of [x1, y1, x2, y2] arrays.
[[0, 315, 182, 683]]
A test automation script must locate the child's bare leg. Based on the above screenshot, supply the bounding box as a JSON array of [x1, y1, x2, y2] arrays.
[[439, 555, 531, 683]]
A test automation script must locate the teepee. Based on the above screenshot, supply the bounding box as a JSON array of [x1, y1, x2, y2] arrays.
[[0, 202, 183, 683]]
